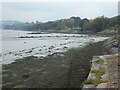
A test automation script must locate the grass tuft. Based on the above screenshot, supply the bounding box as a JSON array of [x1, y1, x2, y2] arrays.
[[91, 66, 105, 78], [95, 58, 104, 65], [84, 66, 105, 86], [84, 78, 101, 86]]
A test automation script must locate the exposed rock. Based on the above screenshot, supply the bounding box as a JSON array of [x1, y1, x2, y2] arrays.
[[101, 73, 109, 82], [82, 84, 95, 88], [83, 54, 119, 89], [96, 83, 107, 88], [22, 73, 30, 78], [102, 36, 119, 54], [87, 73, 96, 79]]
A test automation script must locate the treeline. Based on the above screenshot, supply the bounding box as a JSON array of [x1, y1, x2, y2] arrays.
[[2, 15, 119, 33]]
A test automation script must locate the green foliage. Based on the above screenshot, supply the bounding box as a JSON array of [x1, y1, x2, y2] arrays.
[[91, 67, 105, 78], [95, 58, 104, 65], [84, 78, 101, 86], [3, 15, 119, 32], [84, 66, 105, 86], [84, 62, 105, 86], [82, 16, 110, 32], [84, 78, 94, 84]]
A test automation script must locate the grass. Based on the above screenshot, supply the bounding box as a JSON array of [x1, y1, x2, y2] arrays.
[[95, 58, 104, 65], [84, 58, 105, 86], [84, 64, 105, 86], [84, 78, 101, 86], [91, 66, 105, 78]]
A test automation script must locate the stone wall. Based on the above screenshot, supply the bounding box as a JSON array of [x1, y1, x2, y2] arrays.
[[83, 54, 118, 89]]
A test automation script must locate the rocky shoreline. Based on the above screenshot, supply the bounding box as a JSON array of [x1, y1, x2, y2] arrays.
[[2, 35, 119, 89], [83, 54, 118, 89], [83, 35, 119, 89], [2, 40, 106, 88]]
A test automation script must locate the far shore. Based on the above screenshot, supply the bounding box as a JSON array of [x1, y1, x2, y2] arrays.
[[2, 29, 117, 37]]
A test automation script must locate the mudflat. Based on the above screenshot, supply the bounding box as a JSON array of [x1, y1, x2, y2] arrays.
[[2, 41, 105, 88]]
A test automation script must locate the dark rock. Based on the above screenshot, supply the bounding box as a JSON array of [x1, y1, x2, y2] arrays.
[[22, 73, 30, 78], [49, 46, 54, 49], [48, 50, 51, 52], [56, 48, 59, 50], [64, 46, 68, 48], [27, 50, 32, 53], [9, 52, 12, 54], [43, 45, 46, 47]]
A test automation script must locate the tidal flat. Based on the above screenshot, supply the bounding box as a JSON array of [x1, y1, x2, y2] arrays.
[[2, 40, 106, 88]]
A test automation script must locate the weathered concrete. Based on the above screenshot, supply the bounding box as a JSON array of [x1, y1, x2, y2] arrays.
[[83, 54, 118, 89]]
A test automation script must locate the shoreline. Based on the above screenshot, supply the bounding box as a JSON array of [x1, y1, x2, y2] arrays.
[[2, 40, 107, 88], [2, 30, 109, 65]]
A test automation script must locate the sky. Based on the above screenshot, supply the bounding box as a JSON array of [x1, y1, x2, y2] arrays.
[[1, 1, 119, 22]]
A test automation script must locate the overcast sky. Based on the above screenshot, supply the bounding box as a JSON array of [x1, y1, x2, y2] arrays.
[[2, 2, 118, 22]]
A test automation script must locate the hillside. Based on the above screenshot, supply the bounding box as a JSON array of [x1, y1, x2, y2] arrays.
[[1, 15, 119, 34]]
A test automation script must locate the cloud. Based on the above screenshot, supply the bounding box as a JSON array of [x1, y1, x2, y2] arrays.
[[2, 2, 118, 22]]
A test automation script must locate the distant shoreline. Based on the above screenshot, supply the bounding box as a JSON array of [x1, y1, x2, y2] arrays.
[[2, 29, 117, 37]]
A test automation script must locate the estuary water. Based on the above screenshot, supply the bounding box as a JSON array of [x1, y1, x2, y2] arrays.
[[1, 30, 109, 64]]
